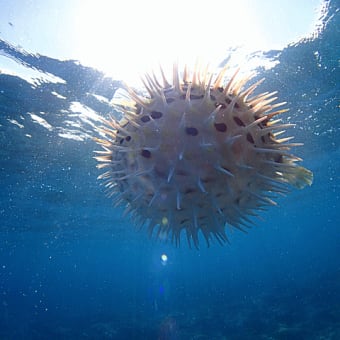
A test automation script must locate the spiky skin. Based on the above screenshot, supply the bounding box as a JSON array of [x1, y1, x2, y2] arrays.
[[94, 64, 313, 248]]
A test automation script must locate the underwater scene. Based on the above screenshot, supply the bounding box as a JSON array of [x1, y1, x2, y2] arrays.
[[0, 0, 339, 339]]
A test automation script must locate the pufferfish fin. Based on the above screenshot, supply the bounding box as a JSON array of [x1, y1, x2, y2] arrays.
[[284, 166, 313, 189]]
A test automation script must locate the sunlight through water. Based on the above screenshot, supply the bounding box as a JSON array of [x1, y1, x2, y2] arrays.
[[71, 0, 322, 85]]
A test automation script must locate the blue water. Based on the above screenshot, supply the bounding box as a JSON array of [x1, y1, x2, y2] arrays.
[[0, 1, 339, 339]]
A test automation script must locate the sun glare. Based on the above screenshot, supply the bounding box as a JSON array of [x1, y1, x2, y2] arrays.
[[72, 0, 266, 84]]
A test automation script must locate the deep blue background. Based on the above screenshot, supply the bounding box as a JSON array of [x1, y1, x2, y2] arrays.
[[0, 1, 339, 338]]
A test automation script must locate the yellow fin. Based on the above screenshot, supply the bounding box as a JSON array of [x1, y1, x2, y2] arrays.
[[285, 166, 313, 189]]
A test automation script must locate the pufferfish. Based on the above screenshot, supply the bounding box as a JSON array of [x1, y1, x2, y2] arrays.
[[94, 64, 313, 248]]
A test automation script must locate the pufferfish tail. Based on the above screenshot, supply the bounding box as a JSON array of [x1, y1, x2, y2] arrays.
[[283, 165, 313, 189]]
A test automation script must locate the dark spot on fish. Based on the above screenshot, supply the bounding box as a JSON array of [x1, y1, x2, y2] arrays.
[[185, 188, 196, 194], [201, 177, 213, 183], [141, 149, 151, 158], [150, 111, 163, 119], [275, 155, 284, 163], [235, 102, 240, 109], [258, 118, 269, 129], [215, 102, 226, 109], [225, 97, 232, 104], [216, 192, 223, 197], [246, 133, 254, 144], [180, 218, 189, 224], [135, 105, 142, 114], [235, 197, 241, 205], [119, 138, 124, 144], [210, 95, 216, 101], [141, 115, 151, 123], [125, 136, 131, 142], [190, 94, 204, 100], [218, 87, 224, 92], [214, 122, 227, 132], [233, 116, 245, 126], [185, 127, 198, 136], [166, 97, 175, 104]]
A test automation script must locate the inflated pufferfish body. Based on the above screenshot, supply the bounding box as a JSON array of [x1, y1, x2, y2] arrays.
[[94, 64, 313, 248]]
